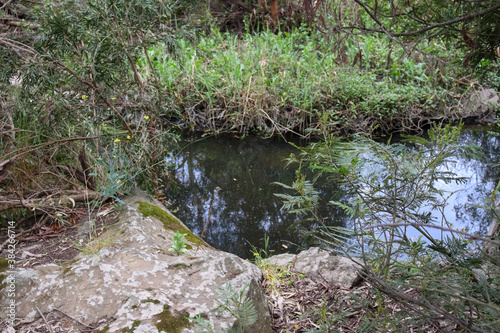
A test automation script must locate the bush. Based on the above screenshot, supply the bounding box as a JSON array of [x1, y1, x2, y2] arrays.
[[276, 122, 500, 332]]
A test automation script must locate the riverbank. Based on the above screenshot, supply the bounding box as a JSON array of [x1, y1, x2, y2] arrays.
[[142, 29, 499, 137]]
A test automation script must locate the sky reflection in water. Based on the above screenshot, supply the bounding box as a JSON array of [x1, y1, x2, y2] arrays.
[[164, 128, 500, 258]]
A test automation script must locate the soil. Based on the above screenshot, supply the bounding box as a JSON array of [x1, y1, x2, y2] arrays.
[[0, 205, 120, 333], [0, 206, 119, 270]]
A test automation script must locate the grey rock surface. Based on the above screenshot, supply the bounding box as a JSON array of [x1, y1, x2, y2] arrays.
[[266, 247, 362, 289], [463, 88, 499, 121], [2, 190, 272, 333]]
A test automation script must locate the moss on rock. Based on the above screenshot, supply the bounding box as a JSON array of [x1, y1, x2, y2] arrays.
[[0, 258, 9, 272], [135, 201, 207, 247], [153, 305, 192, 333], [121, 320, 141, 332]]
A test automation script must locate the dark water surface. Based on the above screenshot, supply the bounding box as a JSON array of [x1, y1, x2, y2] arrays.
[[164, 128, 500, 258]]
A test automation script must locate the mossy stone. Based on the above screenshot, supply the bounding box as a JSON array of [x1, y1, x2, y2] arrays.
[[0, 258, 9, 272], [135, 201, 207, 247], [121, 320, 141, 332], [95, 325, 109, 333], [144, 299, 161, 304], [153, 305, 192, 333]]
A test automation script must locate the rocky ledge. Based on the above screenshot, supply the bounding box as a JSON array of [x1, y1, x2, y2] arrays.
[[0, 190, 362, 333]]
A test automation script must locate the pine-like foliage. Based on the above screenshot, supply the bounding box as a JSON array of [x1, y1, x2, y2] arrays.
[[216, 282, 258, 332], [276, 122, 500, 332]]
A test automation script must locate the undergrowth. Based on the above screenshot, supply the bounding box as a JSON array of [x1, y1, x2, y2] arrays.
[[141, 27, 472, 136], [274, 122, 500, 332]]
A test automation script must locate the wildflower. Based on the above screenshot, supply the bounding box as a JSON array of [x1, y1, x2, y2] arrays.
[[127, 135, 131, 140], [143, 115, 150, 120], [111, 97, 116, 100], [116, 180, 121, 183], [253, 253, 259, 256], [114, 138, 121, 143], [295, 325, 299, 328], [81, 95, 88, 99]]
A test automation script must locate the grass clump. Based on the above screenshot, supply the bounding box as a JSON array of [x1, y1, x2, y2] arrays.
[[142, 27, 468, 136]]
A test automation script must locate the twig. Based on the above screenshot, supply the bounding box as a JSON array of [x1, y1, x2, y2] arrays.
[[3, 135, 101, 161], [36, 306, 54, 333], [351, 1, 500, 38], [0, 190, 100, 212], [364, 222, 500, 245], [0, 0, 13, 10], [0, 215, 48, 252], [53, 308, 94, 329]]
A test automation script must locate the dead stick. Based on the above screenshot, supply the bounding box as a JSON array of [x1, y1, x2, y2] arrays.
[[0, 190, 100, 212], [53, 308, 94, 329], [36, 306, 54, 333]]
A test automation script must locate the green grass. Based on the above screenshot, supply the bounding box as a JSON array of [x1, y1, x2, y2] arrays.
[[141, 27, 467, 135]]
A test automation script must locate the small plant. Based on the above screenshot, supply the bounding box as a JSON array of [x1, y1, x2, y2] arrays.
[[216, 282, 258, 332], [71, 235, 115, 255], [250, 235, 304, 294], [276, 122, 500, 332], [169, 230, 188, 255], [191, 282, 257, 333]]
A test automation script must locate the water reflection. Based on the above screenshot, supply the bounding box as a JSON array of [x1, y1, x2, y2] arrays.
[[164, 136, 347, 258], [164, 128, 500, 258], [449, 129, 500, 235]]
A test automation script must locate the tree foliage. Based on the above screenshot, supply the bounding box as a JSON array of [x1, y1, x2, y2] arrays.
[[276, 123, 500, 332], [205, 0, 499, 67]]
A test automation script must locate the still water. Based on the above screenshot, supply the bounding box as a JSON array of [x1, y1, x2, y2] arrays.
[[164, 128, 500, 259]]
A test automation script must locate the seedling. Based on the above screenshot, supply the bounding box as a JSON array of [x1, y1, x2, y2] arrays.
[[169, 230, 188, 255]]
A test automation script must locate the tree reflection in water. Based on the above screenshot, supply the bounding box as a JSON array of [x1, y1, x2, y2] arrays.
[[164, 128, 500, 258]]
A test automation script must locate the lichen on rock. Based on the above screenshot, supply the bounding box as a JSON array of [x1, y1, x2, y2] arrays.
[[0, 189, 272, 333]]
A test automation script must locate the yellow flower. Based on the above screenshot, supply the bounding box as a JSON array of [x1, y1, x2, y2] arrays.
[[253, 253, 259, 256], [111, 97, 116, 100], [116, 180, 121, 183], [294, 325, 299, 328], [114, 138, 121, 143], [127, 135, 131, 140], [144, 115, 150, 120], [81, 95, 88, 99]]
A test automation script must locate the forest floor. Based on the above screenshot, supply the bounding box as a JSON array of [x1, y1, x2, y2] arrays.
[[1, 204, 449, 333]]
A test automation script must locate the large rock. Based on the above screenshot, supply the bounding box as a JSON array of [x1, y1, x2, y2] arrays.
[[265, 247, 362, 289], [461, 88, 499, 122], [1, 190, 272, 332]]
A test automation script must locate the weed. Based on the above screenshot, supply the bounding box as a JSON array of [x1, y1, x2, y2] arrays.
[[72, 234, 115, 255], [192, 282, 257, 333], [169, 230, 188, 255]]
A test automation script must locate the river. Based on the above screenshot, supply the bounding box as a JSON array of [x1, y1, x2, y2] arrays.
[[164, 127, 500, 258]]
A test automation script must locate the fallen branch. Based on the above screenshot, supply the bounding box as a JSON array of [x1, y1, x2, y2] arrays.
[[36, 306, 54, 333], [0, 190, 100, 212], [0, 215, 49, 252]]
